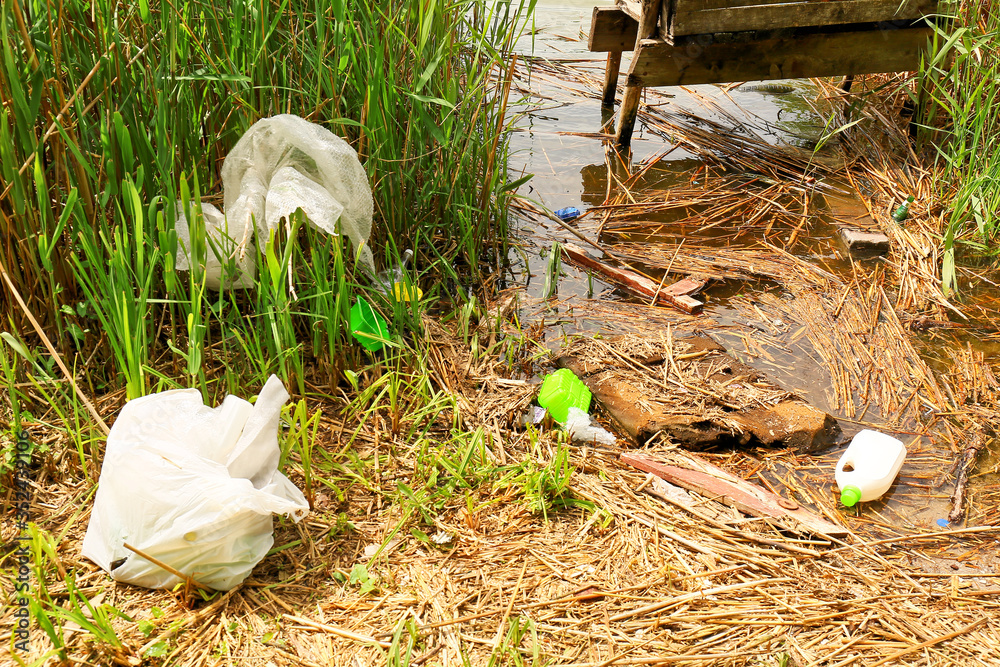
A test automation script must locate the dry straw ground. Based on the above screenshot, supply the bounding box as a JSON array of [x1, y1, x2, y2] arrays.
[[4, 54, 1000, 667]]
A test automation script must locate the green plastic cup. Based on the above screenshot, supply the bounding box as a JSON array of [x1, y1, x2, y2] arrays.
[[350, 298, 388, 352], [537, 368, 591, 423]]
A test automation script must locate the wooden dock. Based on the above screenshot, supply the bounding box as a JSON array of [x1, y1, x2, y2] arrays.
[[589, 0, 941, 147]]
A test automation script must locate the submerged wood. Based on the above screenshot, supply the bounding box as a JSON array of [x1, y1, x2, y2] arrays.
[[562, 243, 705, 313], [949, 427, 991, 523], [621, 450, 849, 538], [555, 333, 840, 450]]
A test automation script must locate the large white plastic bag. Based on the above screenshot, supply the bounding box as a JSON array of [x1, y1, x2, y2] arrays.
[[82, 376, 309, 591], [174, 202, 257, 289], [174, 114, 375, 289]]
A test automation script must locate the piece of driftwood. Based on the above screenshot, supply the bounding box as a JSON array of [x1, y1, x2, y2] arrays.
[[556, 334, 840, 450], [621, 450, 850, 537], [949, 427, 990, 523], [562, 244, 705, 314], [839, 228, 890, 257]]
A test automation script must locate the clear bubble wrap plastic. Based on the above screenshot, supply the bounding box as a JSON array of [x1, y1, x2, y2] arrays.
[[175, 115, 374, 289]]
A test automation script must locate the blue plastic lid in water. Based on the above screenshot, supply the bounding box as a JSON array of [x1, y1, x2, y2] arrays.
[[554, 207, 581, 221], [936, 518, 950, 528]]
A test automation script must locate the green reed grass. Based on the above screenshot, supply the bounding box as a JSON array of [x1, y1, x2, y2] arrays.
[[0, 0, 534, 417], [914, 1, 1000, 293]]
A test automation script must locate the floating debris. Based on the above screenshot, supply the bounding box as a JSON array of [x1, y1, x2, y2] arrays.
[[555, 333, 840, 450]]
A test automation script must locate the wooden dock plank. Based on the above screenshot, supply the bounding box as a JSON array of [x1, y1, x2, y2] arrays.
[[672, 0, 937, 36], [671, 0, 931, 12], [627, 25, 934, 88], [675, 0, 813, 10], [617, 0, 645, 22], [589, 6, 639, 52]]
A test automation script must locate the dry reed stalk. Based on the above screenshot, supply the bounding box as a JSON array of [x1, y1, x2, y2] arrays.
[[9, 389, 1000, 666], [726, 251, 947, 426], [812, 78, 960, 318]]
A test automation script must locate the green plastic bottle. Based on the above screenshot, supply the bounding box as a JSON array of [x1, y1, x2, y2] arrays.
[[350, 298, 388, 352], [537, 369, 591, 424], [892, 195, 915, 223]]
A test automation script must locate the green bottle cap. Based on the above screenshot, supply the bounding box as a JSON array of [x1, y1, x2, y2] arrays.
[[840, 485, 862, 507]]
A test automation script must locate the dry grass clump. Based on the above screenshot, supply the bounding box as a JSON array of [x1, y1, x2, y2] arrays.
[[4, 297, 1000, 666], [6, 431, 1000, 666]]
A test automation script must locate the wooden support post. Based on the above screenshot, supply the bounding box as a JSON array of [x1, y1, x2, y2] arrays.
[[602, 51, 623, 108], [614, 0, 661, 150], [615, 86, 643, 150], [839, 74, 856, 122]]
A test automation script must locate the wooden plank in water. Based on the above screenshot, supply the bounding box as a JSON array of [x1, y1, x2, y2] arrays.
[[562, 244, 705, 314], [589, 6, 639, 52], [620, 451, 850, 538], [627, 25, 934, 88], [671, 0, 937, 36]]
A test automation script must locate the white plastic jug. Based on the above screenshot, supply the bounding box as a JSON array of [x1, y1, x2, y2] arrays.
[[835, 430, 907, 506]]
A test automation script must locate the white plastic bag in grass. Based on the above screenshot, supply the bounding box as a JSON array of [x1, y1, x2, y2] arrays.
[[82, 375, 309, 591], [174, 202, 258, 289], [175, 114, 375, 289]]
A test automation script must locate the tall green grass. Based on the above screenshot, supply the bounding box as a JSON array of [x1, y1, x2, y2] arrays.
[[0, 0, 534, 408], [914, 1, 1000, 294]]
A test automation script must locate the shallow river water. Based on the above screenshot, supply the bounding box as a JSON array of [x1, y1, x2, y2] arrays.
[[502, 1, 1000, 533]]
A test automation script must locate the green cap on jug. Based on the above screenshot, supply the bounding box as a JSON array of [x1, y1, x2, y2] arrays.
[[840, 485, 862, 507], [537, 369, 591, 424]]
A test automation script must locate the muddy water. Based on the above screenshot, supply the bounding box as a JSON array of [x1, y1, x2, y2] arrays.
[[505, 1, 999, 532], [508, 1, 838, 401]]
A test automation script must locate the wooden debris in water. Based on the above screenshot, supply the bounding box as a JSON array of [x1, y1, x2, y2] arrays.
[[554, 332, 839, 451], [949, 426, 992, 524], [621, 449, 849, 538], [562, 243, 705, 313]]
